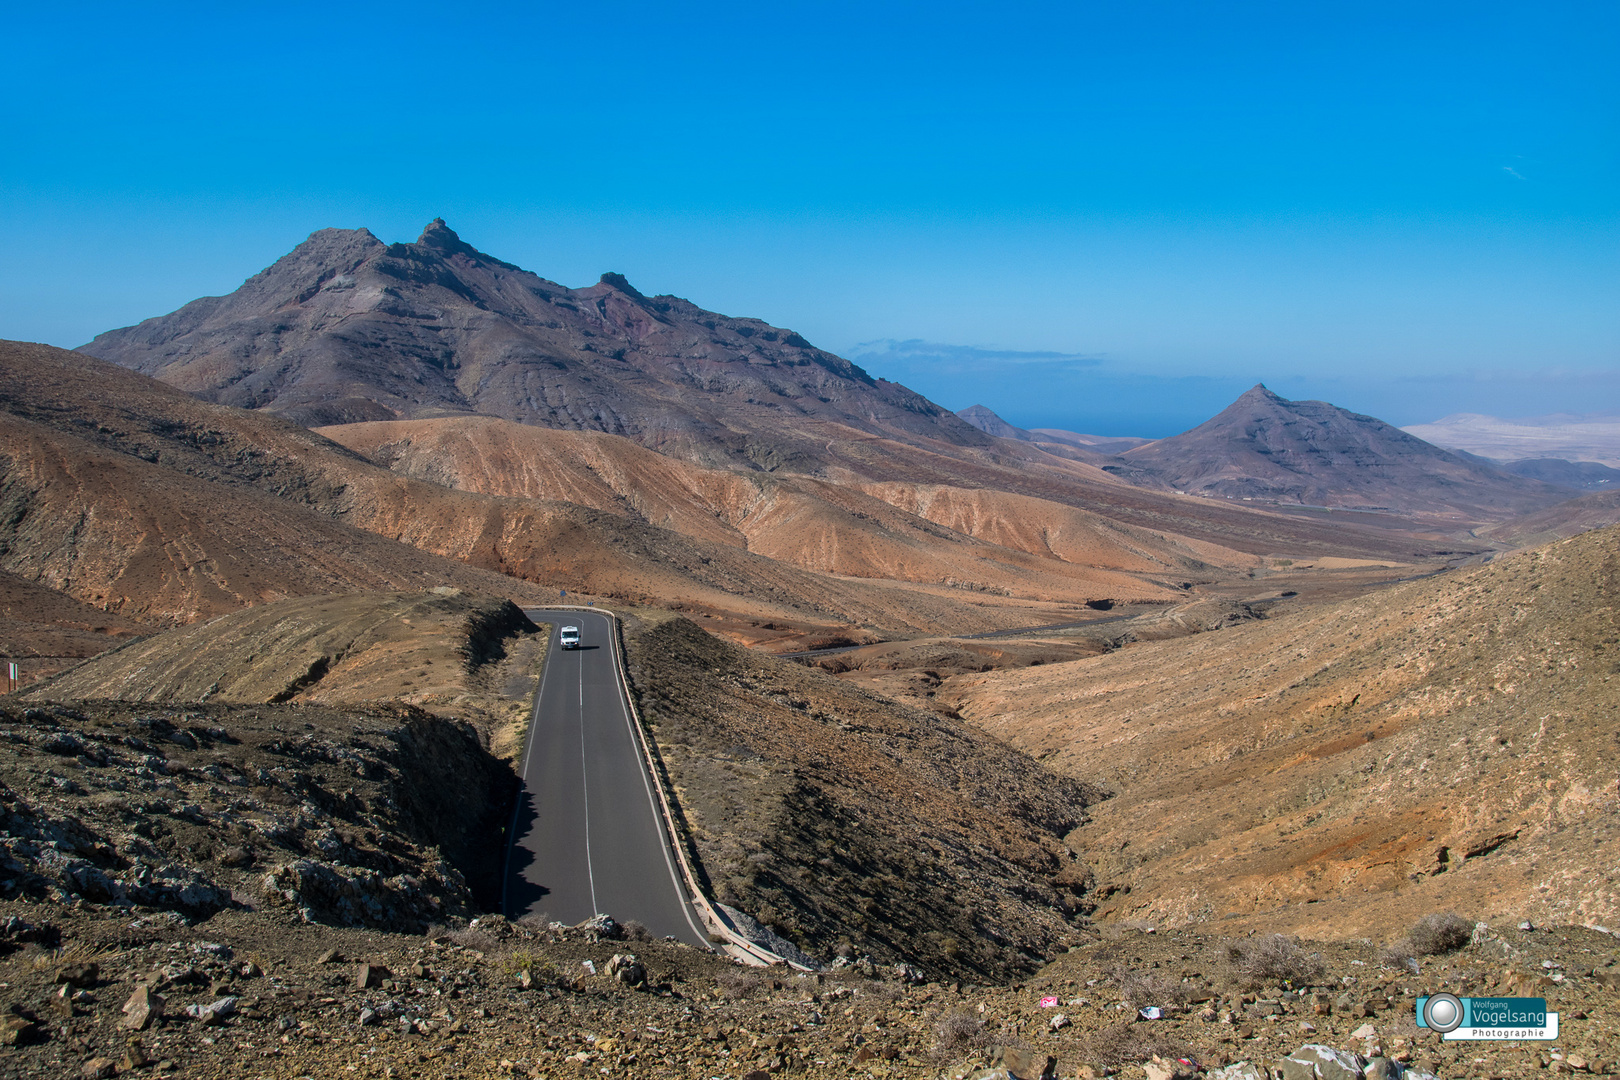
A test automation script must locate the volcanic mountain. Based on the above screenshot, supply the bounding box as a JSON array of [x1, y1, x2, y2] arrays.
[[1117, 384, 1569, 520], [80, 219, 992, 473], [76, 222, 1499, 565]]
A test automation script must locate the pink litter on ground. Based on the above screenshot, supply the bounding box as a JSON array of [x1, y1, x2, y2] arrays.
[[1038, 996, 1059, 1008]]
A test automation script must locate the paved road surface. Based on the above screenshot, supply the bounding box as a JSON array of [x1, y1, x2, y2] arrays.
[[503, 609, 710, 948]]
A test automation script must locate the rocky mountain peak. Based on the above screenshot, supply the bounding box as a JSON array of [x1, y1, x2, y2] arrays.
[[413, 217, 482, 260], [595, 272, 646, 301], [1117, 384, 1570, 518], [1232, 382, 1285, 407], [78, 222, 991, 471]]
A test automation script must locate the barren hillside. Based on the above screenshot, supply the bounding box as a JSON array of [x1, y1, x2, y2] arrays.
[[319, 415, 1251, 591], [78, 221, 1485, 565], [0, 569, 151, 684], [1, 340, 1188, 638], [622, 613, 1106, 980], [1483, 490, 1620, 549], [943, 524, 1620, 940]]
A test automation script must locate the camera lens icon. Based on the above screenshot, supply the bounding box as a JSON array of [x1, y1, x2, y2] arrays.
[[1422, 993, 1464, 1033]]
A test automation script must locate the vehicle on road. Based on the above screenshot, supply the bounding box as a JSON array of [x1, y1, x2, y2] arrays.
[[560, 625, 581, 649]]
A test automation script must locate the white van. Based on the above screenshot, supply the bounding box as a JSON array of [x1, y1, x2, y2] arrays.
[[560, 626, 581, 650]]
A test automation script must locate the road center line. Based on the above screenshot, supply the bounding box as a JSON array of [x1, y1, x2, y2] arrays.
[[578, 646, 599, 915]]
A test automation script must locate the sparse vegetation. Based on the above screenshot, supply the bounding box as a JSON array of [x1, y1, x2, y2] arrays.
[[1221, 933, 1325, 988], [1106, 963, 1192, 1009], [932, 1009, 991, 1057], [715, 967, 772, 1000], [1078, 1020, 1195, 1068], [1380, 911, 1474, 967], [1406, 912, 1474, 955]]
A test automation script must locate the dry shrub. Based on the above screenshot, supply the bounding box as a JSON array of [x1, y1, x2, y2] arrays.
[[933, 1010, 991, 1058], [1107, 963, 1193, 1009], [1222, 934, 1325, 988], [1078, 1021, 1194, 1069], [621, 919, 653, 942], [1378, 940, 1418, 971], [715, 967, 771, 1000], [1407, 913, 1473, 956], [444, 927, 499, 952]]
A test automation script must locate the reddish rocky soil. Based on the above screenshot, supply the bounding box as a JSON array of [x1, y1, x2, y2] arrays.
[[1, 901, 1615, 1079]]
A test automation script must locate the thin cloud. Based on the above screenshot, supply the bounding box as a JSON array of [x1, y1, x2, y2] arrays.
[[847, 338, 1102, 370], [1502, 165, 1527, 180]]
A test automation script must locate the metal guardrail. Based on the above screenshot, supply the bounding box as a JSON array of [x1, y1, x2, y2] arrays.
[[531, 605, 801, 969]]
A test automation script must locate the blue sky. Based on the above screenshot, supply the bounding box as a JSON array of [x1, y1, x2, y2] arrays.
[[3, 1, 1615, 436]]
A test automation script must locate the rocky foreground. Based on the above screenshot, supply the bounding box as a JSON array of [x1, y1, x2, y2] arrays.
[[1, 899, 1615, 1079]]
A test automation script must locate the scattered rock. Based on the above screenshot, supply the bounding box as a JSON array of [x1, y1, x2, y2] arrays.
[[120, 986, 164, 1031], [355, 963, 390, 989], [1143, 1055, 1198, 1080], [574, 914, 621, 940], [80, 1058, 117, 1080], [605, 953, 645, 987], [184, 996, 238, 1025], [0, 1015, 35, 1047], [1277, 1044, 1365, 1080], [52, 961, 98, 987]]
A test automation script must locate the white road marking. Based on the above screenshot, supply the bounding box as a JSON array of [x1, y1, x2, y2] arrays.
[[578, 645, 599, 915]]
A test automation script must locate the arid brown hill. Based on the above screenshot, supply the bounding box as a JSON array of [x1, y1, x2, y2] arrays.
[[0, 569, 150, 683], [1482, 490, 1620, 550], [956, 404, 1040, 442], [943, 523, 1620, 941], [315, 415, 1245, 603], [79, 219, 992, 473], [0, 340, 1203, 638], [29, 589, 547, 759], [1119, 384, 1568, 521]]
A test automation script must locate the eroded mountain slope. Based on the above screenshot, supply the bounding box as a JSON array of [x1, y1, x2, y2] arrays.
[[80, 220, 992, 472], [319, 415, 1247, 592], [944, 524, 1620, 940], [0, 341, 1168, 636]]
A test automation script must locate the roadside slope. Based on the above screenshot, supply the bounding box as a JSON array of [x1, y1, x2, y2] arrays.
[[622, 613, 1106, 981], [944, 524, 1620, 940], [29, 590, 545, 759]]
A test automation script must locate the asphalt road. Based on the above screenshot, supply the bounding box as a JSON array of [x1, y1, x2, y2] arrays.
[[503, 609, 711, 948]]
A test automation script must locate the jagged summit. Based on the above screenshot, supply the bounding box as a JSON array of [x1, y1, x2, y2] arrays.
[[414, 217, 482, 258], [80, 223, 989, 471], [595, 271, 646, 300]]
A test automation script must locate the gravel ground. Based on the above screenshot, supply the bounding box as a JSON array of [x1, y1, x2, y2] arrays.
[[2, 902, 1614, 1079]]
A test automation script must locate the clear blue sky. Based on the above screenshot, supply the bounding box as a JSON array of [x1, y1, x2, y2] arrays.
[[3, 1, 1615, 435]]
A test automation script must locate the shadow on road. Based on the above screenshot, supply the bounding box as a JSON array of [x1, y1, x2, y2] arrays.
[[503, 784, 549, 917]]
